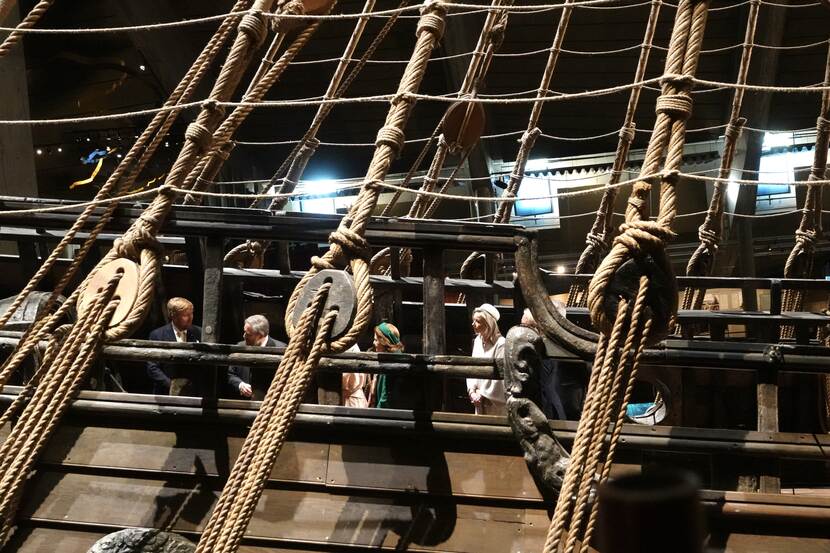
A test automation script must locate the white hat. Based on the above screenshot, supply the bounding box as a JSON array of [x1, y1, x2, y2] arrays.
[[475, 303, 500, 322]]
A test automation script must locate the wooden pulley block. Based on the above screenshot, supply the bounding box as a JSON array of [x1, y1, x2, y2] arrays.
[[603, 255, 677, 345], [78, 258, 140, 329], [292, 269, 356, 340], [441, 101, 486, 151]]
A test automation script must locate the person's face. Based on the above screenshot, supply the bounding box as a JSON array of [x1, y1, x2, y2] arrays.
[[172, 308, 193, 331], [472, 313, 485, 335], [373, 333, 384, 352], [243, 323, 263, 346]]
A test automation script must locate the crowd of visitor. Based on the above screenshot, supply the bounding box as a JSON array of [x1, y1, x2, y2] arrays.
[[144, 296, 586, 420]]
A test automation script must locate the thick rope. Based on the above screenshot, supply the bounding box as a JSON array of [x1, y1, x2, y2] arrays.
[[677, 0, 759, 332], [545, 2, 710, 551], [0, 0, 253, 394], [780, 39, 830, 339], [0, 0, 54, 59], [568, 0, 663, 308], [460, 0, 575, 280], [0, 272, 122, 546]]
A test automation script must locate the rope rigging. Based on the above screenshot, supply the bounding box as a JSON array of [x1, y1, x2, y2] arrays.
[[543, 2, 711, 552], [780, 39, 830, 339], [192, 3, 448, 551], [0, 1, 318, 545], [567, 0, 664, 308], [371, 0, 511, 277], [0, 0, 54, 59], [676, 0, 759, 335], [459, 0, 576, 281]]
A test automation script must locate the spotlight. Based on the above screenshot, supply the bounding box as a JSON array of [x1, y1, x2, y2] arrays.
[[555, 265, 566, 274], [36, 148, 43, 155], [139, 64, 146, 71], [57, 147, 63, 153]]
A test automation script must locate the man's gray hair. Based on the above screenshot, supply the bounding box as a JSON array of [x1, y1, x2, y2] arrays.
[[245, 314, 270, 336]]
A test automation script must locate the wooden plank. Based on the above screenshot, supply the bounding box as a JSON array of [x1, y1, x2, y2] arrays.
[[39, 425, 328, 484], [757, 366, 781, 493], [326, 443, 542, 500], [20, 472, 543, 552], [8, 528, 103, 553]]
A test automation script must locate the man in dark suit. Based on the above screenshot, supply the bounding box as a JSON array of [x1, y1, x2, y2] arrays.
[[146, 297, 202, 396], [228, 314, 286, 400], [521, 306, 587, 421]]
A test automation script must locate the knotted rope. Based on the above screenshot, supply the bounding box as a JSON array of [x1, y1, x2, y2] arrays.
[[567, 0, 663, 308], [780, 41, 830, 339], [192, 3, 447, 551], [0, 0, 54, 59], [677, 0, 759, 335], [460, 0, 575, 281], [544, 2, 710, 552]]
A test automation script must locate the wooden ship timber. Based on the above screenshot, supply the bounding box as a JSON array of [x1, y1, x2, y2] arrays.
[[1, 0, 830, 552]]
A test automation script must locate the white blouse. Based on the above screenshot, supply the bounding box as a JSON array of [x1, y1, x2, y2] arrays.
[[467, 335, 506, 403]]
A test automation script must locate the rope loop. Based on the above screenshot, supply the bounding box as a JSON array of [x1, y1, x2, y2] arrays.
[[311, 255, 337, 271], [585, 232, 604, 250], [375, 125, 406, 156], [697, 225, 718, 247], [659, 72, 694, 89], [239, 10, 268, 47], [329, 227, 371, 262], [185, 122, 214, 151], [655, 92, 693, 121], [113, 226, 162, 262], [795, 228, 817, 248], [519, 126, 542, 146], [200, 98, 226, 119]]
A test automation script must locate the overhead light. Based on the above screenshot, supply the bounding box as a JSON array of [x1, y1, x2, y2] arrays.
[[139, 64, 146, 71], [57, 147, 63, 153], [36, 148, 43, 155], [555, 265, 566, 274]]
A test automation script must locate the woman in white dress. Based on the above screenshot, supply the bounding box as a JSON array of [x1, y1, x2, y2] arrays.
[[466, 303, 506, 415]]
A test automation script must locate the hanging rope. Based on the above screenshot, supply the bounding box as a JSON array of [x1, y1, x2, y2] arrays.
[[544, 2, 710, 552], [0, 0, 54, 59], [567, 0, 663, 307], [780, 39, 830, 339], [459, 0, 575, 280], [218, 0, 408, 270], [372, 0, 511, 277], [676, 0, 759, 335], [193, 3, 447, 551]]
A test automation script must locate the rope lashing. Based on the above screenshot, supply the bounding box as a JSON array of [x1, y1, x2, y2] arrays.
[[0, 0, 54, 59], [781, 43, 830, 339], [544, 2, 710, 552]]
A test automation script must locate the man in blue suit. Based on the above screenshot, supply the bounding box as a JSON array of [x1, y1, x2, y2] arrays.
[[146, 297, 203, 396]]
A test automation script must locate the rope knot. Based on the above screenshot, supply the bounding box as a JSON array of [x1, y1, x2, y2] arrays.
[[185, 122, 213, 152], [618, 124, 636, 143], [240, 10, 268, 47], [659, 73, 694, 88], [795, 228, 817, 248], [311, 255, 336, 271], [585, 232, 605, 250], [375, 125, 406, 156], [725, 117, 746, 141], [655, 92, 693, 121], [817, 116, 830, 133], [519, 127, 542, 145], [114, 227, 162, 261], [364, 179, 384, 191], [488, 16, 507, 50], [614, 220, 676, 257], [201, 99, 225, 118], [329, 227, 371, 262], [661, 168, 680, 183], [417, 2, 448, 40]]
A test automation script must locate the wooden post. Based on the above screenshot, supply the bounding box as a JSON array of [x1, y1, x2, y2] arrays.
[[276, 241, 291, 275], [423, 247, 446, 410], [184, 237, 205, 322], [201, 236, 223, 398], [757, 366, 781, 493]]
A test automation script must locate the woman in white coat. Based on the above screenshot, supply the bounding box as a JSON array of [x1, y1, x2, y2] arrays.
[[466, 303, 506, 415]]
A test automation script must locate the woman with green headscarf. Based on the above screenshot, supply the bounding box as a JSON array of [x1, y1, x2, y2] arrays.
[[371, 321, 404, 408]]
